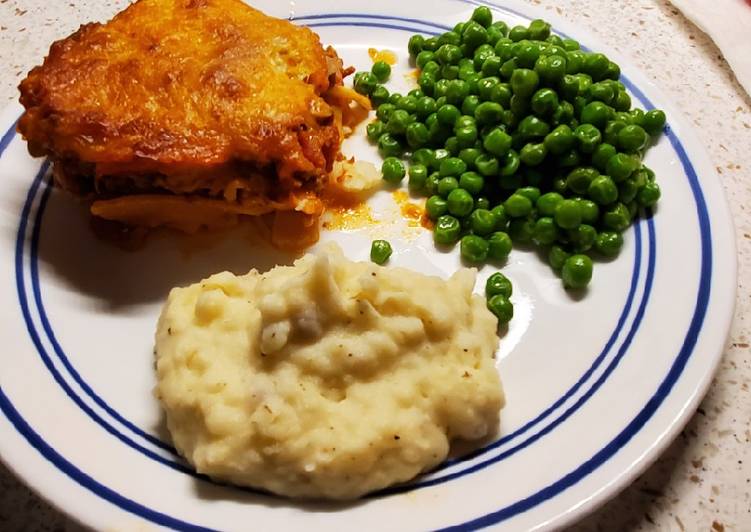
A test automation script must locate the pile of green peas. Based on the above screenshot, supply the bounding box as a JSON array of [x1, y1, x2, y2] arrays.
[[355, 7, 665, 318]]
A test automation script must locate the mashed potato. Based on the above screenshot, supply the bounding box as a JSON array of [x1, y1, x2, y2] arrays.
[[155, 245, 504, 499]]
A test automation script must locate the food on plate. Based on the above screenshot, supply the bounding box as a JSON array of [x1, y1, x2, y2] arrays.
[[369, 239, 393, 264], [155, 244, 504, 499], [357, 7, 666, 289], [17, 0, 370, 248]]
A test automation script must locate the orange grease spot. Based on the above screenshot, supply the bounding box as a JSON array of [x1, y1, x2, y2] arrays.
[[368, 48, 397, 65], [392, 190, 427, 228], [320, 185, 375, 231]]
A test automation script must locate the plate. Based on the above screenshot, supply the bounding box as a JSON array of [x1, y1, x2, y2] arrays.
[[0, 0, 736, 530]]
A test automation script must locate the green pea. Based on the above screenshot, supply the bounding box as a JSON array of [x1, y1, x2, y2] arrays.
[[370, 85, 390, 106], [562, 38, 580, 51], [637, 181, 661, 207], [614, 90, 632, 112], [447, 188, 474, 217], [528, 19, 551, 40], [588, 81, 615, 105], [354, 71, 378, 95], [606, 153, 640, 182], [459, 234, 489, 263], [504, 193, 532, 218], [461, 21, 487, 50], [509, 94, 529, 117], [371, 61, 391, 83], [584, 53, 610, 81], [515, 41, 542, 69], [386, 109, 412, 135], [595, 231, 623, 257], [618, 178, 639, 204], [574, 123, 602, 153], [544, 124, 575, 155], [485, 272, 512, 298], [603, 120, 627, 146], [477, 76, 501, 100], [468, 208, 496, 235], [461, 94, 481, 116], [580, 101, 612, 129], [408, 164, 429, 192], [536, 192, 564, 216], [565, 50, 586, 74], [446, 79, 471, 104], [418, 71, 436, 96], [588, 175, 618, 205], [440, 157, 468, 177], [370, 240, 393, 265], [438, 31, 461, 47], [397, 95, 418, 114], [600, 202, 630, 231], [425, 195, 448, 219], [510, 68, 539, 97], [437, 104, 461, 126], [366, 121, 386, 142], [508, 218, 535, 243], [405, 122, 429, 149], [471, 5, 493, 27], [562, 254, 593, 288], [376, 103, 396, 122], [455, 125, 478, 147], [381, 157, 406, 183], [476, 197, 491, 211], [436, 44, 463, 65], [408, 35, 425, 58], [549, 245, 571, 272], [475, 154, 500, 176], [459, 148, 483, 168], [499, 150, 521, 176], [617, 124, 649, 152], [518, 115, 551, 139], [473, 44, 495, 70], [494, 38, 514, 59], [554, 199, 582, 229], [487, 294, 513, 324], [520, 142, 547, 166], [412, 148, 435, 167], [425, 172, 441, 195], [604, 61, 620, 80], [508, 25, 529, 42], [491, 205, 509, 230], [530, 88, 559, 116], [431, 148, 450, 170], [566, 167, 599, 195], [481, 128, 511, 157], [485, 231, 511, 260], [422, 60, 441, 76], [568, 224, 597, 252], [532, 216, 559, 245], [488, 83, 512, 107], [486, 23, 506, 45], [422, 37, 440, 52], [458, 171, 484, 195], [576, 198, 600, 224], [416, 50, 436, 69], [434, 79, 451, 99], [499, 58, 517, 79], [414, 96, 436, 119], [552, 101, 575, 127], [643, 109, 666, 135], [378, 133, 402, 157], [473, 102, 503, 126], [434, 214, 462, 245], [591, 143, 617, 172], [480, 55, 502, 77], [534, 54, 567, 85], [437, 176, 459, 197]]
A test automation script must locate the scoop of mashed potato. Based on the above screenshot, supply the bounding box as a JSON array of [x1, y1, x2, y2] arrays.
[[155, 244, 504, 499]]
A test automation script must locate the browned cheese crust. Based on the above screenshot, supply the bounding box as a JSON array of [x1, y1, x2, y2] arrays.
[[17, 0, 364, 238]]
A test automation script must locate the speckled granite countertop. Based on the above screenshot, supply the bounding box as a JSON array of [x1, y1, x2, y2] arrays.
[[0, 0, 749, 530]]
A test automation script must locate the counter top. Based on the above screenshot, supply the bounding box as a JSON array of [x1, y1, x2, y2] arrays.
[[0, 0, 748, 529]]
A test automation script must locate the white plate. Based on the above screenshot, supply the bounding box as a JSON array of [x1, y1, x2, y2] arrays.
[[0, 1, 736, 530]]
